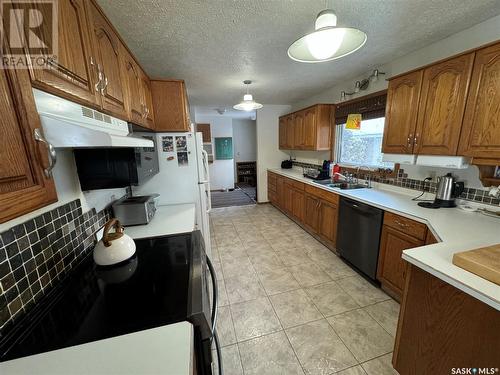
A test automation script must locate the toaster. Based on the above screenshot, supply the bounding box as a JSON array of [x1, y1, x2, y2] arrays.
[[112, 195, 157, 226]]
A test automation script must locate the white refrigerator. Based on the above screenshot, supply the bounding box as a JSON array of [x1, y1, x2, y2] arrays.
[[133, 132, 212, 255]]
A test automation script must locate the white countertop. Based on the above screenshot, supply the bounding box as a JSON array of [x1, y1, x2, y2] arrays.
[[125, 203, 196, 240], [0, 322, 194, 375], [269, 168, 500, 310]]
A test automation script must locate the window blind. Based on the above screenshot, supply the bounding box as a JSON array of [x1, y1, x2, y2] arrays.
[[335, 92, 387, 125]]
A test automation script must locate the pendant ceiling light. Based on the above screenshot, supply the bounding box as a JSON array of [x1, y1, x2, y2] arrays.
[[233, 80, 263, 111], [288, 9, 367, 63]]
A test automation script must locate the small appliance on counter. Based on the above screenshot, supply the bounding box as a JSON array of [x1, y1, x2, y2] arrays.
[[303, 160, 332, 180], [418, 173, 465, 208], [93, 219, 136, 266], [281, 157, 293, 169], [112, 195, 157, 226]]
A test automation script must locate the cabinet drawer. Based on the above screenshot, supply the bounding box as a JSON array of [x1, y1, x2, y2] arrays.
[[384, 212, 427, 240], [288, 178, 304, 191], [305, 184, 339, 205]]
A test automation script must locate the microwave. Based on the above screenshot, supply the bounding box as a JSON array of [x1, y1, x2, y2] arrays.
[[74, 136, 159, 191]]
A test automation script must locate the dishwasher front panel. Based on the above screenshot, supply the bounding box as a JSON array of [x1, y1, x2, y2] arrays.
[[336, 197, 384, 280]]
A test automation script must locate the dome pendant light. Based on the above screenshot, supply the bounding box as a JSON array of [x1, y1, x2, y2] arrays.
[[288, 9, 367, 63], [233, 80, 263, 111]]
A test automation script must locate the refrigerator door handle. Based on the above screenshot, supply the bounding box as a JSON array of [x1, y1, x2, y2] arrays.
[[201, 149, 212, 212]]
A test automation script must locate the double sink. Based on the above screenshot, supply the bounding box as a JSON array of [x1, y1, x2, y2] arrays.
[[312, 179, 370, 190]]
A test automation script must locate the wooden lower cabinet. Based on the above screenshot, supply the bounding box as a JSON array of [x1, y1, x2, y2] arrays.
[[318, 200, 338, 245], [377, 225, 424, 300], [394, 264, 500, 374], [304, 194, 320, 232], [291, 189, 305, 222]]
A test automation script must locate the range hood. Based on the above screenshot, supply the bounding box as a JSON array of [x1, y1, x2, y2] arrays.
[[33, 89, 153, 148], [382, 153, 471, 169]]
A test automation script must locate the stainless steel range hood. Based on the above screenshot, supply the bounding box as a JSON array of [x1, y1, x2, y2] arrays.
[[33, 89, 153, 148]]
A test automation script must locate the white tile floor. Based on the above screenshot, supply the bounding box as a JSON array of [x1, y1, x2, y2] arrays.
[[210, 204, 400, 375]]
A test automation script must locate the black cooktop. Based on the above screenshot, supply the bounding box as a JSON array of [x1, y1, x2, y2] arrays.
[[0, 231, 208, 362]]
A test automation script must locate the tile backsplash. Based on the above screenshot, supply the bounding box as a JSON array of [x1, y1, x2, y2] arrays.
[[291, 161, 500, 207], [0, 199, 112, 335]]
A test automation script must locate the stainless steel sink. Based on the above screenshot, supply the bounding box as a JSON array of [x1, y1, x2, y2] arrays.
[[312, 180, 370, 190]]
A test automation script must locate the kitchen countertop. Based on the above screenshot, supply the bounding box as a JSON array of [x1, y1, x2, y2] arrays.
[[269, 168, 500, 310], [0, 322, 194, 375], [124, 203, 196, 240]]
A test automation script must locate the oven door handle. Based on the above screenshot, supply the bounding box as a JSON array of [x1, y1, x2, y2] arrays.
[[206, 255, 218, 334], [213, 328, 223, 375]]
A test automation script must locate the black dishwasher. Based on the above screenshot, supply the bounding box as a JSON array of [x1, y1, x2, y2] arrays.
[[337, 197, 384, 280]]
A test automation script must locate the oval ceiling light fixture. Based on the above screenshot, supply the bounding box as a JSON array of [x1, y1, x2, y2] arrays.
[[288, 9, 367, 63], [233, 80, 263, 111]]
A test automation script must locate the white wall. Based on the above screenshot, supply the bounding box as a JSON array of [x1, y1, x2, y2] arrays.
[[0, 150, 126, 232], [256, 105, 291, 202], [288, 14, 500, 186], [195, 114, 235, 191], [232, 119, 257, 182]]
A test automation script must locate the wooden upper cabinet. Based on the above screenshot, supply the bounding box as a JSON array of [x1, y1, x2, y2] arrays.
[[382, 71, 423, 154], [0, 64, 57, 223], [151, 79, 191, 132], [414, 53, 474, 155], [459, 43, 500, 158], [27, 0, 99, 106], [88, 1, 127, 119], [278, 105, 332, 151], [121, 49, 144, 125], [197, 124, 212, 143], [139, 70, 155, 128]]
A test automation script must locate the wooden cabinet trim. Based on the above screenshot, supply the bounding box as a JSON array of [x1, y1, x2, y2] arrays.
[[383, 212, 427, 241], [304, 184, 339, 205]]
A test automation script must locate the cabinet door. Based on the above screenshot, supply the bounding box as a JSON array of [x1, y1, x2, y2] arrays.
[[151, 80, 190, 131], [285, 115, 295, 149], [414, 54, 474, 155], [302, 107, 317, 150], [304, 194, 320, 232], [283, 181, 294, 214], [0, 67, 57, 223], [382, 71, 423, 154], [293, 111, 304, 149], [291, 189, 305, 222], [458, 43, 500, 158], [276, 176, 285, 208], [139, 70, 154, 128], [377, 225, 424, 298], [28, 0, 99, 106], [318, 200, 338, 245], [279, 117, 287, 149], [121, 50, 144, 125], [89, 2, 127, 119]]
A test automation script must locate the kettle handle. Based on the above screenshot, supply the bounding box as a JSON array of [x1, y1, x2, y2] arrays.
[[103, 219, 124, 247]]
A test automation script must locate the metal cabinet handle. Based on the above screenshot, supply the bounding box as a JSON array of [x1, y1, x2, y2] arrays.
[[34, 128, 56, 178], [395, 220, 409, 228], [206, 255, 218, 334], [407, 133, 413, 147], [100, 73, 108, 95], [414, 134, 419, 146], [94, 63, 104, 93]]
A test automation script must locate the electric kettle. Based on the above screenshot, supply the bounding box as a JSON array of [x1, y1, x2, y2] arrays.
[[93, 219, 136, 266], [418, 173, 464, 208]]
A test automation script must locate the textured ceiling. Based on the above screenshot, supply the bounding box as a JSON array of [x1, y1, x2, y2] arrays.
[[97, 0, 500, 108]]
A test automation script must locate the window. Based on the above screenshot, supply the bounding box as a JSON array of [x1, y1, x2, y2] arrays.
[[335, 117, 394, 168]]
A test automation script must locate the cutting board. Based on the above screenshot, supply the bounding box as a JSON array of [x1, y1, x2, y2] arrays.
[[452, 244, 500, 285]]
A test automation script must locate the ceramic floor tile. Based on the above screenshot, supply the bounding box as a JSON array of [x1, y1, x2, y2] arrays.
[[211, 277, 229, 307], [212, 259, 224, 281], [327, 309, 394, 362], [361, 353, 398, 375], [286, 319, 357, 375], [230, 297, 282, 341], [216, 305, 236, 347], [257, 266, 301, 295], [221, 255, 256, 279], [276, 247, 309, 267], [212, 344, 244, 375], [225, 273, 266, 304], [288, 262, 332, 287], [238, 331, 305, 375], [364, 300, 400, 337], [304, 281, 360, 317], [336, 275, 390, 307], [270, 289, 322, 328], [317, 255, 357, 280], [336, 365, 368, 375], [248, 251, 284, 269]]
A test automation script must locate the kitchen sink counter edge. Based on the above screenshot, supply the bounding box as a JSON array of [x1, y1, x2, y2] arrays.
[[0, 322, 194, 375], [268, 168, 500, 310]]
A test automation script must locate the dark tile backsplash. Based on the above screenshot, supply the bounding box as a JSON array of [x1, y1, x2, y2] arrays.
[[291, 161, 500, 207], [0, 199, 112, 335]]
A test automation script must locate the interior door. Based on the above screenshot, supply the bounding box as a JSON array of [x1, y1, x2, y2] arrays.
[[382, 71, 423, 154], [89, 2, 127, 119], [0, 66, 57, 223], [28, 0, 99, 106], [458, 43, 500, 158], [414, 53, 474, 155]]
